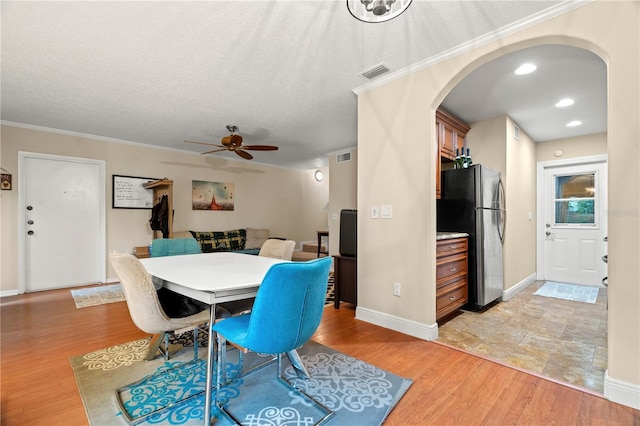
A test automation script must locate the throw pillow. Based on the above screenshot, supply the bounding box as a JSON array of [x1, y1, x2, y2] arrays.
[[245, 228, 269, 249], [189, 229, 247, 253]]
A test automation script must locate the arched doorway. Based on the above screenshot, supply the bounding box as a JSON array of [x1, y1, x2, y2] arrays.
[[434, 42, 608, 394]]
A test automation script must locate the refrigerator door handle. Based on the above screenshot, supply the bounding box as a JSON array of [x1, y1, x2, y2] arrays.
[[498, 179, 506, 244]]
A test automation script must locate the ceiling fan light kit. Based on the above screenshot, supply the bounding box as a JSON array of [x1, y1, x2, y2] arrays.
[[347, 0, 412, 23], [185, 125, 279, 161]]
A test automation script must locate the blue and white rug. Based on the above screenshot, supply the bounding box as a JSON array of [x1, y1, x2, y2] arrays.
[[71, 338, 412, 425], [534, 281, 600, 304]]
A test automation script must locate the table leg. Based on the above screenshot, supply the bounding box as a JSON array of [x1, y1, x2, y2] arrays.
[[204, 303, 216, 425], [317, 232, 321, 258]]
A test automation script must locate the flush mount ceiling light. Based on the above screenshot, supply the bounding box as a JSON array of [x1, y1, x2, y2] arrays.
[[555, 98, 575, 107], [347, 0, 412, 23], [514, 63, 537, 75], [314, 170, 324, 182]]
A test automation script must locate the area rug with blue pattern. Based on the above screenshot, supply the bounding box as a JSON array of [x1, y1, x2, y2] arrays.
[[71, 338, 412, 425]]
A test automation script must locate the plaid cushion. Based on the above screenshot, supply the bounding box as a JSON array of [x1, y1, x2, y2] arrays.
[[189, 229, 246, 253]]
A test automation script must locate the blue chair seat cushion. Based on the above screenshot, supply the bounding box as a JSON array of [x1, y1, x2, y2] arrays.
[[151, 238, 201, 257]]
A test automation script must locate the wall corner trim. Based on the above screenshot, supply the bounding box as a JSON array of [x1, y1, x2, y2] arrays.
[[604, 370, 640, 410], [503, 272, 537, 301], [355, 306, 439, 341]]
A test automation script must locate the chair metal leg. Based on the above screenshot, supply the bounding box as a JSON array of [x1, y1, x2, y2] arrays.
[[213, 343, 333, 426], [276, 353, 334, 425], [286, 349, 310, 379]]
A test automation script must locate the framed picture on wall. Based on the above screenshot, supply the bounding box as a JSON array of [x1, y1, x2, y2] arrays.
[[192, 180, 235, 210], [112, 175, 158, 209]]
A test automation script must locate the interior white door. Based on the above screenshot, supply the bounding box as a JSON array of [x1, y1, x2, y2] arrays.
[[21, 153, 105, 291], [543, 161, 607, 285]]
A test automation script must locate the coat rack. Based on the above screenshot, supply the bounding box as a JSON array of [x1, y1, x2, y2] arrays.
[[144, 179, 173, 239]]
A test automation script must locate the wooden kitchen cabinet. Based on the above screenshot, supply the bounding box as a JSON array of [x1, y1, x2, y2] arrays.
[[436, 237, 468, 320], [435, 109, 470, 199]]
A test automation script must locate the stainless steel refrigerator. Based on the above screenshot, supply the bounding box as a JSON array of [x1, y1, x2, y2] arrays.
[[437, 164, 505, 311]]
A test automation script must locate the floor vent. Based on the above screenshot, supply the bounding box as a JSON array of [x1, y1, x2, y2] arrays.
[[336, 151, 352, 163], [361, 63, 390, 80]]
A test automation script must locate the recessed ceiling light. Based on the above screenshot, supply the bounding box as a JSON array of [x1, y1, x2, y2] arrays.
[[555, 98, 575, 107], [566, 120, 582, 127], [514, 63, 537, 75]]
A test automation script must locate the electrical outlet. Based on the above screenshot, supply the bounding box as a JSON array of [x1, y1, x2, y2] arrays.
[[393, 282, 401, 297]]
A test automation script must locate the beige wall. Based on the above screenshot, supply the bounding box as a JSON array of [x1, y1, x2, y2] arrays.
[[356, 0, 639, 401], [0, 125, 329, 289], [504, 116, 537, 288], [537, 132, 607, 162], [328, 149, 357, 255]]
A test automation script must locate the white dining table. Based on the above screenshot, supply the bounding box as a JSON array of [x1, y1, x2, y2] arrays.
[[139, 252, 287, 425]]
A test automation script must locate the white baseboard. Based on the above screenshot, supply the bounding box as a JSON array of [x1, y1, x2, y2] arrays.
[[355, 306, 439, 341], [0, 289, 20, 298], [605, 370, 640, 409], [502, 272, 537, 301]]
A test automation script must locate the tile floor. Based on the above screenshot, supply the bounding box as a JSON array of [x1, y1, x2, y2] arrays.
[[437, 281, 608, 394]]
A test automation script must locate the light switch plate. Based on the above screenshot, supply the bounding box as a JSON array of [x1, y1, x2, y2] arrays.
[[381, 205, 392, 219], [371, 206, 379, 219]]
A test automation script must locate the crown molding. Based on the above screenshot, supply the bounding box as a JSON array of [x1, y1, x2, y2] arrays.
[[353, 1, 591, 95]]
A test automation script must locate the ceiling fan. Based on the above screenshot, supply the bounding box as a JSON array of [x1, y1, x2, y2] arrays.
[[185, 125, 279, 160]]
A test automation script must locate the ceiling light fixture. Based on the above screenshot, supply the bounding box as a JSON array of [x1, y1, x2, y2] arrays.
[[314, 170, 325, 182], [514, 63, 537, 75], [347, 0, 412, 23], [555, 98, 575, 107], [566, 120, 583, 127]]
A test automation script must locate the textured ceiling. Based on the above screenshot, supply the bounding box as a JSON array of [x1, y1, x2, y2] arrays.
[[1, 1, 603, 169]]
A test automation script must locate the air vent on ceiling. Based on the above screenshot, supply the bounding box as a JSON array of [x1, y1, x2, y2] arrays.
[[336, 151, 352, 163], [361, 63, 390, 80]]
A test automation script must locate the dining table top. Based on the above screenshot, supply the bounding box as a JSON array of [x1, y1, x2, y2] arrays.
[[139, 252, 287, 304]]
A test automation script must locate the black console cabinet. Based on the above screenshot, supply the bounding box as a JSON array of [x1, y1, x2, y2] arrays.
[[333, 255, 357, 308]]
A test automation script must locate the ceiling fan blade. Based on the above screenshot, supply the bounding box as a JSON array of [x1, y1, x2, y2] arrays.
[[241, 145, 279, 151], [201, 148, 229, 155], [235, 150, 254, 160], [185, 140, 221, 147]]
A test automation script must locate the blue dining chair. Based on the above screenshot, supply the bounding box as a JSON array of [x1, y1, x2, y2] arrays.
[[211, 256, 334, 425]]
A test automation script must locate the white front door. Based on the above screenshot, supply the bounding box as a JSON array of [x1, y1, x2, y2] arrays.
[[19, 152, 106, 292], [542, 161, 607, 285]]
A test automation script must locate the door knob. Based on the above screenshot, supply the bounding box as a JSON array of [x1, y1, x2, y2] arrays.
[[27, 206, 33, 211], [545, 231, 551, 236], [27, 230, 34, 235], [545, 223, 551, 228], [27, 220, 34, 225]]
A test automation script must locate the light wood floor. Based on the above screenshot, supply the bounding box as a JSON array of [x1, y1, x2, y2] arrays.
[[2, 287, 639, 425]]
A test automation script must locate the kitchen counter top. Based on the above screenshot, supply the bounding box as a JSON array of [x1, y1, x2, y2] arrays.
[[437, 231, 469, 240]]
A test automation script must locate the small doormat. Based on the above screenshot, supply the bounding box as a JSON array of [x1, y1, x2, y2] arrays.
[[534, 281, 600, 304], [70, 284, 125, 308]]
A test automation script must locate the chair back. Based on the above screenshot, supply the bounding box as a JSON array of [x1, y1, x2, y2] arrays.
[[258, 239, 296, 260], [242, 257, 332, 354], [109, 251, 171, 334], [151, 238, 201, 257]]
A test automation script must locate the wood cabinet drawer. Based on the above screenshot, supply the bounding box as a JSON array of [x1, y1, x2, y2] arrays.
[[436, 237, 468, 256], [436, 279, 468, 315], [436, 255, 468, 281]]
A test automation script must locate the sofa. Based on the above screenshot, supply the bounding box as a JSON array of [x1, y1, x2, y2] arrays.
[[171, 228, 271, 256]]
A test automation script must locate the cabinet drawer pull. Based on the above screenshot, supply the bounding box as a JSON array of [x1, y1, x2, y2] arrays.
[[449, 296, 456, 300], [449, 245, 458, 249], [450, 267, 457, 272]]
